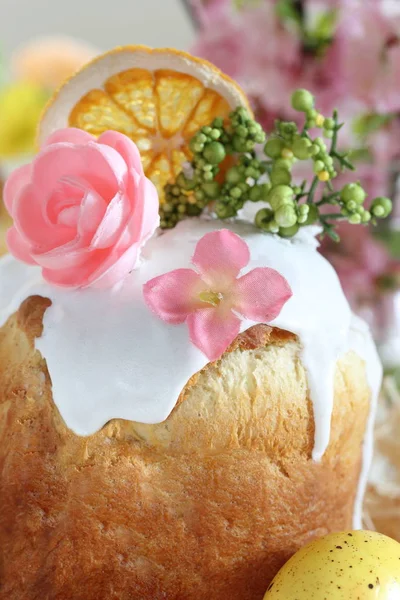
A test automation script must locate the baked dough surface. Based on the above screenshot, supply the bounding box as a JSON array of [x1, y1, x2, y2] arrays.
[[0, 296, 370, 600]]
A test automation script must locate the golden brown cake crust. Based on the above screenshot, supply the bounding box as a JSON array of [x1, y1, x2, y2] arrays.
[[0, 296, 370, 600]]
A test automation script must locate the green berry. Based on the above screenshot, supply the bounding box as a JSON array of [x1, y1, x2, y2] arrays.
[[162, 202, 173, 213], [264, 137, 284, 159], [279, 223, 300, 238], [249, 186, 262, 202], [324, 117, 335, 130], [275, 158, 293, 170], [202, 126, 212, 135], [341, 183, 367, 205], [270, 166, 292, 186], [324, 130, 334, 139], [203, 171, 214, 181], [212, 117, 224, 128], [210, 128, 221, 140], [172, 186, 180, 197], [236, 124, 247, 138], [292, 137, 313, 160], [230, 186, 242, 199], [203, 141, 226, 165], [346, 200, 357, 211], [267, 185, 294, 210], [371, 196, 392, 218], [291, 89, 315, 112], [259, 183, 271, 200], [186, 204, 202, 216], [306, 119, 316, 129], [226, 166, 242, 184], [177, 173, 196, 190], [299, 204, 310, 215], [215, 202, 236, 219], [303, 204, 319, 225], [349, 213, 362, 224], [275, 205, 297, 228], [362, 210, 372, 223], [255, 207, 274, 231], [202, 181, 220, 199], [267, 220, 280, 234], [314, 160, 325, 174], [195, 189, 205, 201]]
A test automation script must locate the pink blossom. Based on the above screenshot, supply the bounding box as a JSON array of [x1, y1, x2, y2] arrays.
[[320, 222, 391, 306], [4, 128, 159, 288], [335, 0, 400, 113], [143, 229, 292, 361]]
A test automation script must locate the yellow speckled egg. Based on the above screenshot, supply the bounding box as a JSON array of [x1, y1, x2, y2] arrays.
[[263, 530, 400, 599]]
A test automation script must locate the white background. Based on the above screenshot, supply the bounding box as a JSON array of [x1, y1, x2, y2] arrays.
[[0, 0, 195, 60]]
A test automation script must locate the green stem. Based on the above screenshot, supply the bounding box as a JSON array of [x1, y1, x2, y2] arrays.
[[308, 176, 319, 204], [316, 192, 340, 206], [329, 109, 339, 155], [321, 213, 345, 220], [295, 192, 309, 202], [332, 151, 355, 171]]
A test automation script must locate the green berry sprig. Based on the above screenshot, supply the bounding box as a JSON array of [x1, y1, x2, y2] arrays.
[[159, 88, 393, 240]]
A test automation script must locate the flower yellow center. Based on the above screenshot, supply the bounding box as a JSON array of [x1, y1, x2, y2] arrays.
[[198, 290, 223, 307], [315, 113, 325, 127]]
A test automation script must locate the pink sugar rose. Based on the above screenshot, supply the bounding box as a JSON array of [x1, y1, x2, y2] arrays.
[[4, 128, 159, 288], [143, 229, 292, 361]]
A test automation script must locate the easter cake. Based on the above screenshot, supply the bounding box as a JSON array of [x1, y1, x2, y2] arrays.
[[0, 47, 391, 599]]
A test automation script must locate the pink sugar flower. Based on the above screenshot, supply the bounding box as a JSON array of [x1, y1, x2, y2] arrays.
[[143, 229, 292, 361], [4, 128, 159, 288]]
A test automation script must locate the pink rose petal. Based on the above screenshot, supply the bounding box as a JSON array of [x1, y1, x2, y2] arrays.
[[13, 185, 75, 251], [6, 227, 37, 265], [187, 305, 241, 361], [77, 189, 108, 239], [192, 229, 250, 284], [42, 127, 95, 147], [234, 267, 292, 322], [3, 164, 32, 213], [89, 242, 141, 289], [98, 131, 144, 175], [5, 128, 159, 287], [32, 143, 127, 203], [90, 192, 130, 250], [144, 269, 205, 324], [46, 177, 86, 225], [126, 171, 160, 242]]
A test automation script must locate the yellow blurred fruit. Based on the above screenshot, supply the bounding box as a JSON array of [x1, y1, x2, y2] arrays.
[[264, 530, 400, 599], [0, 82, 49, 158], [38, 45, 250, 202]]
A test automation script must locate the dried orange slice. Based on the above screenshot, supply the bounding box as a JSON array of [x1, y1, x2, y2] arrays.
[[38, 46, 251, 202]]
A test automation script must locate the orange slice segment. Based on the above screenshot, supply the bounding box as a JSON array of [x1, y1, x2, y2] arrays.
[[39, 46, 251, 203], [105, 69, 157, 133]]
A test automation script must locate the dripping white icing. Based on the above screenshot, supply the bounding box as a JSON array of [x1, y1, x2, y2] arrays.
[[348, 315, 382, 528], [0, 218, 381, 516]]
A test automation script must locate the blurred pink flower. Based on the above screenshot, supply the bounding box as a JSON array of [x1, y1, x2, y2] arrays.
[[320, 222, 391, 306], [334, 0, 400, 113]]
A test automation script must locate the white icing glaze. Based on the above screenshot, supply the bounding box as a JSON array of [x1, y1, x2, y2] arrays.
[[0, 218, 381, 521], [348, 315, 382, 528]]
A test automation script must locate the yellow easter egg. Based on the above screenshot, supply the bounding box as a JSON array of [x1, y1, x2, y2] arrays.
[[264, 530, 400, 599]]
